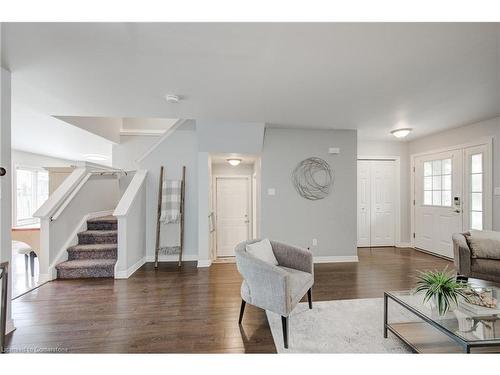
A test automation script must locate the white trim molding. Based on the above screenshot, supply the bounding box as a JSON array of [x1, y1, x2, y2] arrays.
[[395, 242, 412, 248], [115, 256, 146, 279], [145, 254, 198, 263], [197, 259, 213, 268], [313, 256, 359, 263]]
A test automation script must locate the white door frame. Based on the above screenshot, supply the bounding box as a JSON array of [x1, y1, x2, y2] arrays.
[[357, 155, 402, 247], [213, 175, 252, 257], [410, 137, 493, 248]]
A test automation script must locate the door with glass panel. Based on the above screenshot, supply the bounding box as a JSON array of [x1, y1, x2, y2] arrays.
[[414, 150, 462, 258]]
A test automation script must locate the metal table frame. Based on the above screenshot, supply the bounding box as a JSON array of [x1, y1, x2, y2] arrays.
[[384, 291, 500, 353]]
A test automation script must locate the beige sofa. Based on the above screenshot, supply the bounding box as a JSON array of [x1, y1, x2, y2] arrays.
[[452, 232, 500, 283]]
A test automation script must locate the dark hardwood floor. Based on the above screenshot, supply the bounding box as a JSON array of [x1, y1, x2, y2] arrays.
[[6, 247, 452, 353]]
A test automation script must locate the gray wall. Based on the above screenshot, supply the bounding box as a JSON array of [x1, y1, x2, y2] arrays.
[[113, 124, 198, 259], [261, 128, 357, 257]]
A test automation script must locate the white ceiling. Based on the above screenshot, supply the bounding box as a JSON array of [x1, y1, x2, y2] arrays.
[[3, 23, 500, 141]]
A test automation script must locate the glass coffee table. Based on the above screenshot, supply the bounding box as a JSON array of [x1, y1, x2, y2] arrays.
[[384, 288, 500, 353]]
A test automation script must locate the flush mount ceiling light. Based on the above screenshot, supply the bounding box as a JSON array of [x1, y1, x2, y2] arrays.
[[390, 128, 412, 138], [227, 158, 242, 166], [84, 154, 109, 162], [165, 94, 181, 104]]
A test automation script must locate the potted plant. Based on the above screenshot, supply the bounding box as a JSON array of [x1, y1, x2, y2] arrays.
[[414, 268, 470, 316]]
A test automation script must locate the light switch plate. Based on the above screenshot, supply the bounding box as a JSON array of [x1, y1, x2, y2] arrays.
[[328, 147, 340, 154], [495, 187, 500, 196], [267, 188, 276, 196]]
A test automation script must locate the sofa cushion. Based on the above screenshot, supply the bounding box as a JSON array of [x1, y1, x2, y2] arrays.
[[468, 230, 500, 260], [246, 238, 279, 266]]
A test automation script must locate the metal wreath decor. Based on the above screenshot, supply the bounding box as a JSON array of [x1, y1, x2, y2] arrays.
[[291, 157, 333, 200]]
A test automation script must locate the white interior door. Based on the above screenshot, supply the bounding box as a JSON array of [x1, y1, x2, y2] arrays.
[[370, 161, 395, 246], [216, 177, 250, 257], [414, 150, 462, 258], [357, 161, 371, 247], [357, 160, 395, 247]]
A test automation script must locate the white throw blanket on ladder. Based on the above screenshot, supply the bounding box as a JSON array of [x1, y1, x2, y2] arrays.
[[160, 179, 182, 224]]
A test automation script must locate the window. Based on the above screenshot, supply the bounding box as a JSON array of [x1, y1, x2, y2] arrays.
[[470, 153, 483, 230], [15, 167, 49, 227], [423, 158, 452, 206]]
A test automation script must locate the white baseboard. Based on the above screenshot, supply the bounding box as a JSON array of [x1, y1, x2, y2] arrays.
[[197, 259, 212, 268], [6, 319, 16, 335], [115, 256, 146, 279], [313, 256, 359, 263], [145, 254, 198, 262], [38, 273, 52, 284], [395, 242, 412, 248]]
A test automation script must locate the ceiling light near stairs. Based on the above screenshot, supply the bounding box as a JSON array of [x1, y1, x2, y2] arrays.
[[227, 158, 242, 166], [390, 128, 412, 138]]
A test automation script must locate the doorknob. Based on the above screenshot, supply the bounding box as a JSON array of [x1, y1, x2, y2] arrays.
[[0, 167, 6, 176]]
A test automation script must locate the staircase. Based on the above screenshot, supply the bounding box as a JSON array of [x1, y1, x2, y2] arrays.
[[55, 216, 118, 279]]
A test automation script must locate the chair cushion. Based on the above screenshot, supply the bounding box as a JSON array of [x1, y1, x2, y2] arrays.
[[245, 238, 279, 266], [278, 266, 314, 309], [468, 230, 500, 260], [12, 240, 33, 255]]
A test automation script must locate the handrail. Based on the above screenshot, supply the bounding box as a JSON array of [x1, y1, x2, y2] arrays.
[[50, 173, 92, 221], [0, 261, 8, 354], [113, 170, 148, 217], [33, 168, 88, 219]]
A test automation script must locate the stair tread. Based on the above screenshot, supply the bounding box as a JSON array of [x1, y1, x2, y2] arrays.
[[87, 215, 117, 223], [68, 243, 118, 251], [79, 230, 117, 235], [56, 259, 116, 270]]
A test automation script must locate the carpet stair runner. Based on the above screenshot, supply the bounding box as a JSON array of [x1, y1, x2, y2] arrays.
[[55, 215, 118, 279]]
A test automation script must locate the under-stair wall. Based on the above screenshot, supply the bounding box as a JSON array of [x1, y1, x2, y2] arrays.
[[34, 167, 121, 281], [114, 170, 148, 278]]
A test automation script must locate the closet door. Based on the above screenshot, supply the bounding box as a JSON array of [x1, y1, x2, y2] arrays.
[[370, 161, 395, 247], [357, 161, 371, 247]]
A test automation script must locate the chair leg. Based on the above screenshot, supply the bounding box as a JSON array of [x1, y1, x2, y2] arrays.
[[307, 288, 312, 309], [238, 300, 246, 324], [281, 316, 289, 349], [24, 254, 29, 272], [29, 251, 36, 278]]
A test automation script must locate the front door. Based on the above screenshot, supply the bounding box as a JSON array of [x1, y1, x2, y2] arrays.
[[215, 177, 250, 257], [414, 150, 463, 258]]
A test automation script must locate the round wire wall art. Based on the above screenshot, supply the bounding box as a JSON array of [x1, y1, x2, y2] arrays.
[[291, 157, 333, 200]]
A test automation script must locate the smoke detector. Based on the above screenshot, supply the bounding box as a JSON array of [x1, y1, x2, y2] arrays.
[[165, 94, 181, 104]]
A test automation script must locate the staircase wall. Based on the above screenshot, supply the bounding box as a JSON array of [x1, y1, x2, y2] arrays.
[[39, 173, 121, 280], [114, 170, 147, 278]]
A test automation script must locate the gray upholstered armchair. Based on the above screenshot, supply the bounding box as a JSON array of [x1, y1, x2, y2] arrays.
[[235, 239, 314, 348]]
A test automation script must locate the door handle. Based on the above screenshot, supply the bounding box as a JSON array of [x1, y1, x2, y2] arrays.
[[0, 167, 6, 176], [453, 209, 461, 213]]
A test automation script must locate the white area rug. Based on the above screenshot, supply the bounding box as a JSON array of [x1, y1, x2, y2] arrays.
[[266, 298, 415, 353]]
